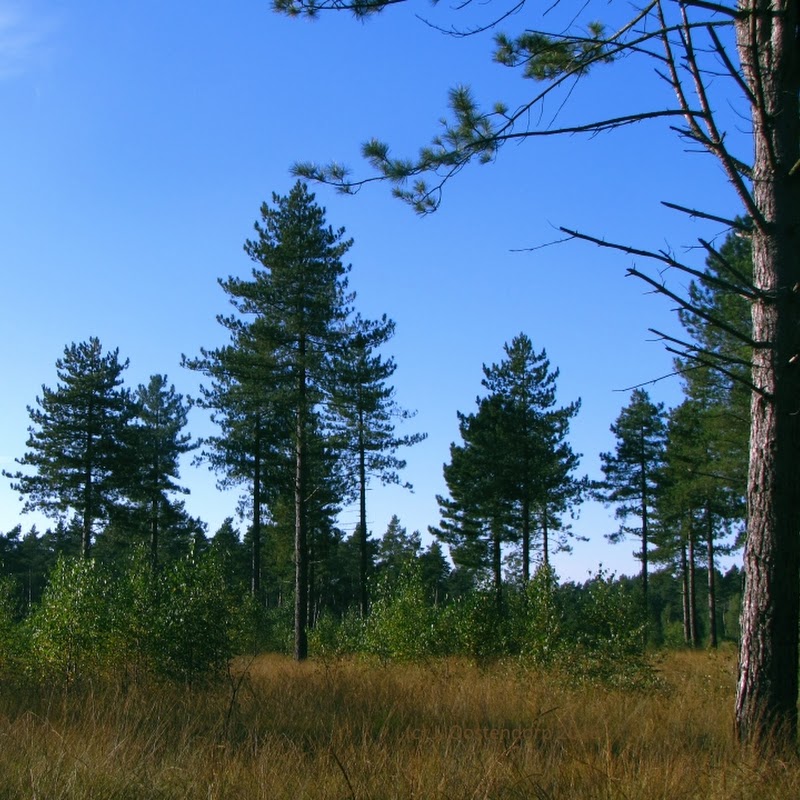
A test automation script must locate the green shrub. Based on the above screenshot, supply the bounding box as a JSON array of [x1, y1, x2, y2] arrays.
[[437, 589, 508, 662], [364, 565, 437, 661], [0, 576, 27, 680], [309, 609, 365, 658], [150, 550, 237, 684], [27, 557, 112, 683], [512, 566, 564, 667]]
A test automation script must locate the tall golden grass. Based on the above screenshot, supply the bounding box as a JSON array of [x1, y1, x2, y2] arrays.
[[0, 648, 796, 799]]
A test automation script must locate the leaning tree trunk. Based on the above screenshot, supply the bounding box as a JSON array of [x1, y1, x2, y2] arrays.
[[734, 0, 800, 747]]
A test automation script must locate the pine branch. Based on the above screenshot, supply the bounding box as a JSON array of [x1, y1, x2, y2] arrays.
[[648, 328, 751, 368]]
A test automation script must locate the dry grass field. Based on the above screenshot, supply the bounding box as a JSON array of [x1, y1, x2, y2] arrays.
[[0, 648, 797, 799]]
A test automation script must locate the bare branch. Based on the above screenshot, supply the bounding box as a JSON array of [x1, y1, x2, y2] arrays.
[[678, 0, 741, 18], [627, 265, 763, 349], [649, 328, 752, 367], [661, 344, 767, 397], [560, 224, 760, 301], [707, 24, 757, 106], [660, 201, 750, 229], [416, 1, 527, 38], [698, 237, 755, 290], [676, 4, 761, 223], [614, 367, 690, 392]]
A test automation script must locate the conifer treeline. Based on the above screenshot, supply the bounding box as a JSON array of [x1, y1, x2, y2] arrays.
[[2, 185, 749, 654]]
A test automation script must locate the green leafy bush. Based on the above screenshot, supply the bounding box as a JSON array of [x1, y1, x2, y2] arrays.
[[364, 565, 437, 661], [309, 608, 365, 658], [437, 589, 508, 663], [24, 549, 238, 686], [148, 551, 237, 684], [27, 557, 112, 683]]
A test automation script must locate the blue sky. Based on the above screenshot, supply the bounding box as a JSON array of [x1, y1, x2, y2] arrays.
[[0, 0, 747, 581]]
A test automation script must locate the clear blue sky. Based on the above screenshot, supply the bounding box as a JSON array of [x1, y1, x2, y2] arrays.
[[0, 0, 746, 581]]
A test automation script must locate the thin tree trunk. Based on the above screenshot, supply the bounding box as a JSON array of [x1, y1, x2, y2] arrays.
[[705, 502, 717, 649], [251, 422, 262, 597], [492, 524, 502, 608], [688, 525, 699, 649], [294, 356, 308, 661], [734, 0, 800, 746], [522, 497, 531, 581], [541, 509, 549, 569], [681, 537, 691, 646], [358, 416, 369, 617], [307, 540, 316, 630], [150, 497, 159, 570], [639, 428, 649, 606], [82, 482, 92, 559]]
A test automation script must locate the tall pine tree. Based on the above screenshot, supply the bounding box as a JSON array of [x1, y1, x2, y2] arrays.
[[224, 181, 353, 660], [5, 338, 133, 557], [330, 314, 425, 616], [599, 389, 667, 608]]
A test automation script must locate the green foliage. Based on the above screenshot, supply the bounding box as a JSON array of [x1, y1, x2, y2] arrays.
[[309, 608, 365, 658], [512, 566, 564, 667], [434, 334, 584, 587], [364, 564, 437, 661], [152, 551, 237, 683], [0, 577, 26, 679], [562, 569, 650, 686], [4, 338, 134, 556], [24, 548, 238, 686], [28, 557, 113, 683], [437, 590, 508, 663], [494, 25, 613, 80]]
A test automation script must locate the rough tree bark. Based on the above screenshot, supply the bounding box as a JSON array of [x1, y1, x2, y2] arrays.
[[733, 0, 800, 746]]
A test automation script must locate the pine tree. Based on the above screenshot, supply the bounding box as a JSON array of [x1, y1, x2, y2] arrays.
[[653, 400, 741, 647], [127, 375, 195, 568], [434, 397, 514, 605], [480, 334, 584, 574], [5, 338, 134, 557], [330, 314, 425, 616], [599, 389, 667, 608], [434, 334, 583, 599], [185, 334, 291, 598], [277, 0, 800, 748], [377, 515, 421, 588], [222, 181, 353, 660]]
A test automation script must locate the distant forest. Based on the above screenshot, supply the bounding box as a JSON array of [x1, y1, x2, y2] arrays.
[[1, 185, 749, 680]]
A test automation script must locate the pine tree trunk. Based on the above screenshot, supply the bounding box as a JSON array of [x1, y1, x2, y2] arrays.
[[251, 422, 262, 597], [492, 524, 502, 608], [82, 469, 92, 558], [541, 510, 549, 569], [522, 497, 531, 581], [294, 357, 309, 662], [705, 503, 717, 649], [358, 419, 369, 617], [688, 527, 699, 649], [734, 0, 800, 747], [150, 497, 159, 570], [681, 537, 691, 646], [639, 428, 649, 607]]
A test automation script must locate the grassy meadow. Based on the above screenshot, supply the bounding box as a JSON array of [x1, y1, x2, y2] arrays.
[[0, 648, 797, 799]]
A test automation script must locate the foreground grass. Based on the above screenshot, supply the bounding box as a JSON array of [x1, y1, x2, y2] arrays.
[[0, 649, 796, 799]]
